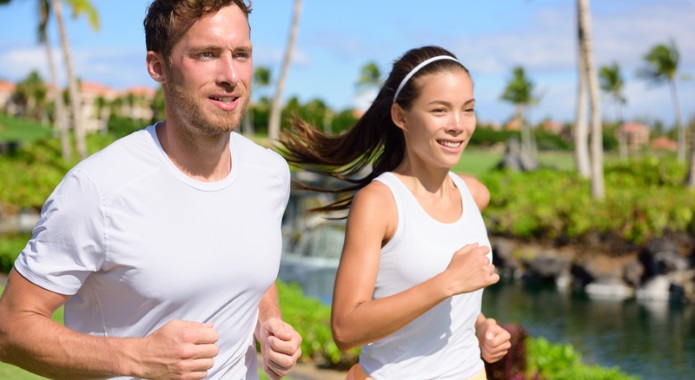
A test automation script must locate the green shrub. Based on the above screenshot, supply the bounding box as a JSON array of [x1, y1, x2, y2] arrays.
[[0, 234, 31, 274], [527, 337, 638, 380], [482, 157, 695, 246], [276, 280, 360, 368]]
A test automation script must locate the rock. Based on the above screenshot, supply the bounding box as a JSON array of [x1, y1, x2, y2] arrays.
[[623, 259, 644, 287], [491, 237, 522, 278], [636, 275, 671, 302], [640, 237, 688, 277], [585, 279, 634, 301], [523, 254, 571, 285]]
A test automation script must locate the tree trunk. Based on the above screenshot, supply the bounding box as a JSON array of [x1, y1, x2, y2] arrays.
[[686, 122, 695, 187], [521, 108, 532, 159], [669, 80, 685, 163], [43, 34, 71, 161], [579, 0, 604, 200], [268, 0, 302, 142], [53, 0, 86, 160], [616, 104, 627, 160], [574, 0, 591, 178]]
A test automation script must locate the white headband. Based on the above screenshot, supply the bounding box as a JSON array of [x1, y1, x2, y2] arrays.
[[392, 55, 459, 104]]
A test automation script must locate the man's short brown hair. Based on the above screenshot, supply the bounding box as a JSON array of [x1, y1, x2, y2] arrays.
[[144, 0, 252, 60]]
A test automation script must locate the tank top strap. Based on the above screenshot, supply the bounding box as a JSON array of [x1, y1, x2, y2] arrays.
[[372, 172, 410, 249], [448, 172, 478, 214]]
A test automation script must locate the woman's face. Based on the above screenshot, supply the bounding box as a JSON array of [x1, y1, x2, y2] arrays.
[[394, 68, 476, 171]]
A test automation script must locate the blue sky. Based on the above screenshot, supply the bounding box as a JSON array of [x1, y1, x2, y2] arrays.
[[1, 0, 693, 127]]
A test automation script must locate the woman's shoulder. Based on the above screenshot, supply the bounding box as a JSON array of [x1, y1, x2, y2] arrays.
[[354, 179, 394, 206], [455, 173, 490, 211]]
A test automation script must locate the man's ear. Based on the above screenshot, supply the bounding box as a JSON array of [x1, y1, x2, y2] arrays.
[[146, 51, 166, 84], [391, 103, 407, 132]]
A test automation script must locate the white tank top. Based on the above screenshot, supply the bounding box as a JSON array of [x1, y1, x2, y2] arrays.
[[359, 172, 491, 380]]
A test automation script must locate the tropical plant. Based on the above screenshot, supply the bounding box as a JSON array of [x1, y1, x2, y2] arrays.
[[268, 0, 302, 142], [599, 62, 627, 159]]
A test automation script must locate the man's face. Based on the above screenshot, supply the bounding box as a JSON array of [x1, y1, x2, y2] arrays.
[[162, 5, 252, 135]]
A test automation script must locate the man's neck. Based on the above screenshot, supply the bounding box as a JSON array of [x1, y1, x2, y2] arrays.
[[156, 121, 232, 182]]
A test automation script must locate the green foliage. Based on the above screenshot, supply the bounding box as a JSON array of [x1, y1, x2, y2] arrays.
[[470, 127, 520, 147], [0, 114, 53, 143], [0, 129, 116, 213], [107, 114, 149, 139], [482, 157, 695, 245], [527, 337, 638, 380], [277, 280, 360, 368], [0, 234, 30, 273]]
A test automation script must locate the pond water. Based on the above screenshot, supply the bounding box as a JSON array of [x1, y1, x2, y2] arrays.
[[278, 255, 695, 380]]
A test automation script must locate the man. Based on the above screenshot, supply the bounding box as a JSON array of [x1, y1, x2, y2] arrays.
[[0, 1, 302, 379]]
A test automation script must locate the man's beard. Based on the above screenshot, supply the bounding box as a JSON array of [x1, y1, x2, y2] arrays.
[[165, 77, 248, 136]]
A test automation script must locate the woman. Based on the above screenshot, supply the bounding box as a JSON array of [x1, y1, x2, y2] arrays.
[[280, 46, 511, 380]]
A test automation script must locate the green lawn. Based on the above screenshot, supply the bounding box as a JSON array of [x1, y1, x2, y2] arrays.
[[455, 147, 578, 177], [0, 115, 53, 143]]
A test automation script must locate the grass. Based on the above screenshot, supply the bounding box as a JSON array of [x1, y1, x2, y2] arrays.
[[0, 114, 53, 143], [455, 147, 579, 177]]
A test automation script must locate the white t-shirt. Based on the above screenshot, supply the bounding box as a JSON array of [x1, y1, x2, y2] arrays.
[[359, 172, 491, 380], [14, 124, 290, 380]]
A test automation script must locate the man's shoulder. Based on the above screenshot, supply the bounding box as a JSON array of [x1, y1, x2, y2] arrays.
[[232, 132, 289, 175], [71, 127, 161, 193]]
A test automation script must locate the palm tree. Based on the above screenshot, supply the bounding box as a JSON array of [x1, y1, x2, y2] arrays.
[[52, 0, 99, 160], [268, 0, 302, 142], [578, 0, 605, 200], [599, 62, 627, 160], [574, 16, 591, 179], [501, 66, 537, 158], [356, 61, 381, 93], [638, 40, 684, 162], [38, 0, 73, 160], [0, 0, 73, 159]]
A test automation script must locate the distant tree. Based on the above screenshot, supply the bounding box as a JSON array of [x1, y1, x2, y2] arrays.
[[501, 66, 538, 158], [244, 66, 272, 135], [12, 71, 47, 120], [638, 40, 685, 162], [599, 62, 627, 159], [268, 0, 302, 142], [150, 86, 165, 124]]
